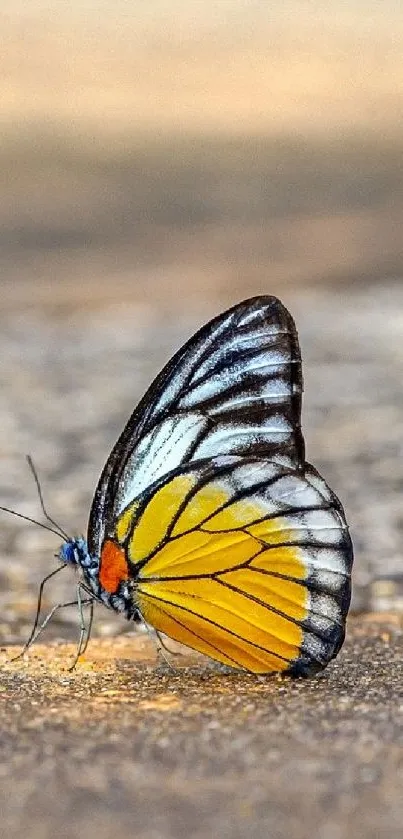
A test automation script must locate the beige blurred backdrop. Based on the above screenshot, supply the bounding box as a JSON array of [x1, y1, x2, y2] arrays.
[[1, 0, 403, 312]]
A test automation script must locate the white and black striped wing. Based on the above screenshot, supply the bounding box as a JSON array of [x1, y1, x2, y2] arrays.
[[88, 296, 304, 555]]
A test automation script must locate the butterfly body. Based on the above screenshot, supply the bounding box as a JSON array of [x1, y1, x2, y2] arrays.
[[53, 296, 353, 675], [58, 537, 139, 619]]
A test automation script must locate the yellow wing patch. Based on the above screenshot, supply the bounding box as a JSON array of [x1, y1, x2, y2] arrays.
[[127, 474, 196, 563], [113, 473, 310, 673], [138, 574, 304, 648], [203, 497, 267, 532], [172, 483, 229, 536], [219, 567, 307, 620], [115, 501, 139, 543], [138, 595, 285, 672], [142, 529, 258, 578], [136, 528, 307, 671]]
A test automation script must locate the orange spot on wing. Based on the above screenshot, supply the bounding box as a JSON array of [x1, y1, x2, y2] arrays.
[[99, 540, 129, 594]]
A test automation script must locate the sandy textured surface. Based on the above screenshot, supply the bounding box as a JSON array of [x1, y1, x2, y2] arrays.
[[1, 616, 403, 839]]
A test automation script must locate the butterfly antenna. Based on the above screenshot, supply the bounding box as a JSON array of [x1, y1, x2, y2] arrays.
[[0, 506, 67, 540], [26, 455, 70, 541]]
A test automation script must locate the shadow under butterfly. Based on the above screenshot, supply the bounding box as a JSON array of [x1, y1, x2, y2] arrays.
[[2, 296, 353, 675]]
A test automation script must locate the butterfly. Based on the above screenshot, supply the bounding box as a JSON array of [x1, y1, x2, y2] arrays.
[[6, 296, 353, 675]]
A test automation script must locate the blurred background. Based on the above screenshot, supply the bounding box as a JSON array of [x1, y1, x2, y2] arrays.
[[1, 1, 403, 641], [2, 1, 403, 307]]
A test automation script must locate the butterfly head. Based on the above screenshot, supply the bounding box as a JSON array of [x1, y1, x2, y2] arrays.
[[57, 536, 104, 600], [58, 537, 89, 568], [57, 537, 134, 617]]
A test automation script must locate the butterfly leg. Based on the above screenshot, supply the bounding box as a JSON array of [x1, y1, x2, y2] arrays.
[[10, 565, 72, 661], [155, 629, 184, 658], [10, 590, 93, 663], [155, 635, 177, 672], [76, 598, 94, 658], [140, 615, 177, 671], [67, 585, 95, 671]]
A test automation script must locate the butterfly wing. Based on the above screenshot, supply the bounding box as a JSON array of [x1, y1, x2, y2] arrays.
[[108, 456, 352, 674], [88, 296, 304, 556], [87, 295, 353, 674]]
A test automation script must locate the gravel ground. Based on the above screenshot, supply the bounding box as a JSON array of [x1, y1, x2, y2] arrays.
[[0, 616, 403, 839]]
